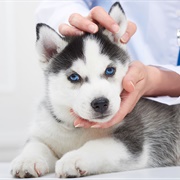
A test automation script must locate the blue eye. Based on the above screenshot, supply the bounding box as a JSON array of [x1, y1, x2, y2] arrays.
[[105, 67, 116, 76], [68, 73, 81, 83]]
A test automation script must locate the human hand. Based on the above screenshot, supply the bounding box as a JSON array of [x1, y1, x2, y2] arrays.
[[59, 6, 136, 43], [74, 61, 153, 128]]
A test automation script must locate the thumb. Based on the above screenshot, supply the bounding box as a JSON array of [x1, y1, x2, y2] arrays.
[[122, 79, 135, 93], [122, 61, 145, 93]]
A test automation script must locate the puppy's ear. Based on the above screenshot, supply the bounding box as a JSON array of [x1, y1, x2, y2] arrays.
[[36, 23, 67, 69], [102, 2, 127, 49]]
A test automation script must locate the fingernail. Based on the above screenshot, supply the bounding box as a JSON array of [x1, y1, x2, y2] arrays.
[[121, 32, 129, 43], [75, 31, 84, 36], [88, 24, 97, 33], [91, 125, 101, 128], [111, 24, 119, 33], [130, 81, 135, 91], [75, 124, 84, 128]]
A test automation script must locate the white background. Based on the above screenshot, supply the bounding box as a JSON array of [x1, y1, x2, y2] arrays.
[[0, 1, 43, 161]]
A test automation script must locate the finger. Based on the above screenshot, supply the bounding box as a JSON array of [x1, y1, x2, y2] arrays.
[[74, 118, 96, 128], [122, 61, 145, 92], [59, 23, 84, 36], [122, 80, 135, 93], [58, 24, 83, 36], [69, 13, 98, 33], [120, 21, 137, 43], [120, 90, 140, 113], [88, 6, 120, 33]]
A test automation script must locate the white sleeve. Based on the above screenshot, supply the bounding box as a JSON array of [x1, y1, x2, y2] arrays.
[[146, 96, 180, 106], [156, 64, 180, 75], [35, 0, 91, 33]]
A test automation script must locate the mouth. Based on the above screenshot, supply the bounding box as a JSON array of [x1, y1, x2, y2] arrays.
[[91, 114, 110, 120], [70, 109, 112, 122]]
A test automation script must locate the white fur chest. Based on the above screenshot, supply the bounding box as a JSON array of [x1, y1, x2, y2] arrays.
[[30, 106, 109, 158]]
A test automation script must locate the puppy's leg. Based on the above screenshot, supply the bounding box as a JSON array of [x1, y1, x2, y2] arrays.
[[56, 137, 147, 178], [11, 139, 58, 178]]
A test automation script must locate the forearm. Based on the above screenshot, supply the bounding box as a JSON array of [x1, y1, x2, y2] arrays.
[[145, 66, 180, 97]]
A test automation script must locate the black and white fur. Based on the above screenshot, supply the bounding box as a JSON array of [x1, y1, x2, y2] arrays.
[[11, 2, 180, 178]]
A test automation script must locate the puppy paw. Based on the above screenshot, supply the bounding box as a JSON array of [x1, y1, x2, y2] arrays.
[[55, 150, 97, 178], [11, 155, 49, 178]]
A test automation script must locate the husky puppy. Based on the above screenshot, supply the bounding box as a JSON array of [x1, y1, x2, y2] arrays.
[[11, 2, 180, 178]]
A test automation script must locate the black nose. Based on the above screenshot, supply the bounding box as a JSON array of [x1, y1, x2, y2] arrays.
[[91, 97, 109, 114]]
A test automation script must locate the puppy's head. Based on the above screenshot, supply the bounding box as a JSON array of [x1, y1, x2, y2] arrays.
[[36, 2, 130, 123]]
